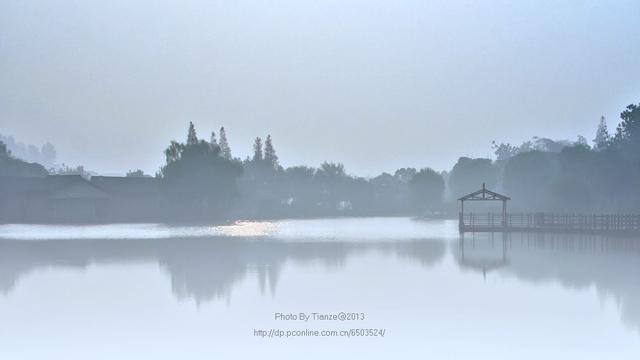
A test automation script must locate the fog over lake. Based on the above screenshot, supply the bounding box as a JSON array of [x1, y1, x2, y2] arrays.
[[2, 1, 640, 358], [1, 218, 639, 359]]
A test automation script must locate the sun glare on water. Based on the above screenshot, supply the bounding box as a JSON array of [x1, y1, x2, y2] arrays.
[[216, 221, 276, 237]]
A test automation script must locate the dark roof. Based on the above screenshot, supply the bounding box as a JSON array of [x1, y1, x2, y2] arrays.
[[0, 175, 109, 199], [458, 183, 510, 201], [90, 176, 161, 197], [0, 176, 46, 196]]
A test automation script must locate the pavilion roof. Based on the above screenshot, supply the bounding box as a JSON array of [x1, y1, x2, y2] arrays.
[[458, 183, 510, 201]]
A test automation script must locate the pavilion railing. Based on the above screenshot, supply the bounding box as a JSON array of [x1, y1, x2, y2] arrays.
[[459, 212, 640, 232]]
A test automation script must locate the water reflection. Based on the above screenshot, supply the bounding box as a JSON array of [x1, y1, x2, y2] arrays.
[[454, 232, 640, 331], [1, 218, 640, 337], [0, 236, 446, 303]]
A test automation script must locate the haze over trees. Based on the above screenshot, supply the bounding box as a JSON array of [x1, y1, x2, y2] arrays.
[[448, 157, 497, 197], [0, 141, 48, 177], [494, 102, 640, 212], [0, 134, 57, 169], [1, 101, 640, 219], [593, 116, 611, 151], [408, 168, 445, 213], [160, 122, 242, 220]]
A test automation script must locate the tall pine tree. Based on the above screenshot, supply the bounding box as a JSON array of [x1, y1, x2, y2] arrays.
[[252, 137, 263, 162], [210, 131, 218, 147], [264, 134, 279, 169], [187, 122, 198, 145], [219, 127, 232, 159], [592, 116, 610, 150], [614, 103, 640, 145]]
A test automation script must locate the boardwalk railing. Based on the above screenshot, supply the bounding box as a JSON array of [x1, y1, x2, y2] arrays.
[[459, 212, 640, 233]]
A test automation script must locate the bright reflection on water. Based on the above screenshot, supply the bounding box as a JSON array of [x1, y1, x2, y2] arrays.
[[0, 222, 273, 240], [0, 217, 639, 359], [0, 217, 456, 241]]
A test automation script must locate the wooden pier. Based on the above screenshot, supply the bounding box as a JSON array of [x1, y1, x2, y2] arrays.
[[457, 185, 640, 234], [459, 212, 640, 233]]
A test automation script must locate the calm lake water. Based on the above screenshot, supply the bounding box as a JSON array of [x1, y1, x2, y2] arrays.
[[0, 217, 639, 359]]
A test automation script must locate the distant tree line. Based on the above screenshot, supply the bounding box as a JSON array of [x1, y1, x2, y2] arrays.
[[158, 101, 640, 218], [155, 121, 447, 219], [488, 103, 640, 212], [2, 101, 639, 219]]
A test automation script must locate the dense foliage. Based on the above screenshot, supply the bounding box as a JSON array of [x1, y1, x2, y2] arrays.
[[496, 102, 640, 212], [0, 141, 48, 177], [160, 122, 243, 220], [3, 101, 640, 218]]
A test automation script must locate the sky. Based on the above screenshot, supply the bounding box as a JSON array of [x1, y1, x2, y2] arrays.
[[1, 0, 639, 176]]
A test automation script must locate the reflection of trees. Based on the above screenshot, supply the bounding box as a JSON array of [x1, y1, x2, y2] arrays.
[[0, 237, 446, 303], [157, 240, 362, 303], [394, 240, 446, 267], [451, 233, 640, 331]]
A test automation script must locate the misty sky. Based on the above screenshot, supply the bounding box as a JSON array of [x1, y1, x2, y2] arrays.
[[1, 0, 639, 176]]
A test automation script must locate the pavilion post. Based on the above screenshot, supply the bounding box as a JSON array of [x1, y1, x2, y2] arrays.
[[502, 199, 507, 229], [459, 200, 465, 232]]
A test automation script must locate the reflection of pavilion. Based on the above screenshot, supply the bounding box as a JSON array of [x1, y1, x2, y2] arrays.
[[453, 232, 640, 332], [2, 231, 640, 332], [458, 233, 509, 279]]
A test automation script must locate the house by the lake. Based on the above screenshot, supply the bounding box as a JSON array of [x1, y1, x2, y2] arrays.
[[0, 175, 163, 223], [90, 176, 162, 222]]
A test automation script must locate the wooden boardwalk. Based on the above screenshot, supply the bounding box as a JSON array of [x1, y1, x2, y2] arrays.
[[459, 212, 640, 234]]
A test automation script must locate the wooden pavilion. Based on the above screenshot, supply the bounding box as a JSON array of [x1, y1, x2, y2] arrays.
[[458, 183, 510, 231]]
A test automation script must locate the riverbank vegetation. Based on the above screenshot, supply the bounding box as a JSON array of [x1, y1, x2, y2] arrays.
[[2, 101, 639, 219]]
